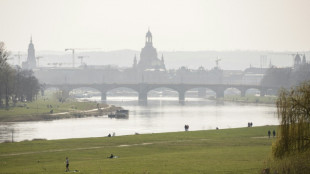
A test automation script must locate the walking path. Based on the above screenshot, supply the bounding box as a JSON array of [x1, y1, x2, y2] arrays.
[[0, 138, 210, 157], [50, 106, 111, 116]]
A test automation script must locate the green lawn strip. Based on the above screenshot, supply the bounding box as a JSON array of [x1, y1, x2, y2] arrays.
[[0, 126, 277, 173], [222, 95, 277, 105], [0, 96, 112, 121]]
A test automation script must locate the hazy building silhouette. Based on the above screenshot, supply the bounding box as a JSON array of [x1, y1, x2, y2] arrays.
[[302, 54, 307, 64], [294, 53, 307, 70], [22, 36, 36, 69], [132, 54, 137, 68], [137, 29, 165, 71], [294, 53, 301, 69]]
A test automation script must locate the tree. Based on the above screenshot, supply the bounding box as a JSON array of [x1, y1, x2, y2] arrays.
[[0, 42, 40, 108], [273, 81, 310, 158], [0, 42, 11, 108], [261, 67, 292, 88]]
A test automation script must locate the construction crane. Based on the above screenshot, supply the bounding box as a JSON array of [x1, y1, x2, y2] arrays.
[[36, 56, 44, 67], [47, 62, 70, 68], [215, 57, 221, 69], [65, 48, 100, 68], [65, 48, 76, 68], [48, 63, 60, 67], [14, 52, 26, 66], [78, 56, 89, 65], [268, 52, 306, 66]]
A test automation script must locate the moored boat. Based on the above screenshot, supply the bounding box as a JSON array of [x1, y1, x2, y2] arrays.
[[108, 109, 129, 119]]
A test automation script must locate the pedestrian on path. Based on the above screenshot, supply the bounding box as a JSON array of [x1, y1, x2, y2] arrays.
[[65, 157, 69, 172]]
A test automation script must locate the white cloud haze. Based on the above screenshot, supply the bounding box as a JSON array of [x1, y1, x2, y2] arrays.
[[1, 0, 310, 52]]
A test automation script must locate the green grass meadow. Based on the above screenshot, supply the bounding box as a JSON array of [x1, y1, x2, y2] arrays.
[[222, 95, 277, 104], [0, 94, 107, 122], [0, 126, 277, 174]]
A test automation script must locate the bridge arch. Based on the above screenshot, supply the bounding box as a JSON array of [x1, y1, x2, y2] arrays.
[[69, 87, 101, 98], [146, 87, 179, 101], [105, 87, 138, 101], [244, 88, 261, 96], [184, 87, 216, 99], [224, 87, 242, 97]]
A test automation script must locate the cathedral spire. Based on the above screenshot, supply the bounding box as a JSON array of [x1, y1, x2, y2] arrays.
[[30, 35, 32, 44]]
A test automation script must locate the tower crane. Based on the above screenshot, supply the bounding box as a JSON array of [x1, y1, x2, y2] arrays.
[[65, 48, 76, 68], [78, 56, 89, 65], [47, 62, 71, 67], [215, 57, 221, 69], [13, 52, 26, 66], [65, 48, 100, 68], [48, 63, 59, 67], [36, 56, 44, 67]]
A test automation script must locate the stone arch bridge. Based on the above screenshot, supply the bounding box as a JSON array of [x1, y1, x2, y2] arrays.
[[44, 83, 278, 102]]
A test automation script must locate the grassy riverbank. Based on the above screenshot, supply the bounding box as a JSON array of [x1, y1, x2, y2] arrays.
[[0, 95, 119, 122], [0, 125, 277, 174], [217, 95, 277, 105]]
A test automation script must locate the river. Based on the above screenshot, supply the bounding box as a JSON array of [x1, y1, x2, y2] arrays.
[[0, 97, 278, 143]]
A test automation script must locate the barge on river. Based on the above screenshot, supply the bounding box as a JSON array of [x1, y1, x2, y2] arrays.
[[108, 109, 129, 119]]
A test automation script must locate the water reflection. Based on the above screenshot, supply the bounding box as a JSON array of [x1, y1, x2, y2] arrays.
[[0, 97, 278, 142]]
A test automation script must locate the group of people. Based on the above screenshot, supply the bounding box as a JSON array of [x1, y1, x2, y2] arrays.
[[247, 122, 253, 127], [184, 124, 190, 131], [268, 130, 276, 138], [108, 132, 116, 137], [65, 153, 118, 172]]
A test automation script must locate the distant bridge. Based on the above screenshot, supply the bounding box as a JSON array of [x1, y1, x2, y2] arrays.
[[44, 83, 279, 102]]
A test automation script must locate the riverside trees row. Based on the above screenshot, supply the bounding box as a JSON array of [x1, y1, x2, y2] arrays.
[[0, 42, 40, 109]]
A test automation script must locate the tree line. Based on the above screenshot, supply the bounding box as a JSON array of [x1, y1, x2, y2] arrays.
[[0, 42, 40, 109], [261, 63, 310, 88]]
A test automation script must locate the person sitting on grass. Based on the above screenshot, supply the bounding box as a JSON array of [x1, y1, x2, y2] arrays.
[[108, 154, 114, 158]]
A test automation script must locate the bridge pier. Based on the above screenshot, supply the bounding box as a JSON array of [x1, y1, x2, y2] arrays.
[[178, 91, 185, 103], [215, 88, 224, 98], [240, 89, 246, 97], [260, 89, 266, 97], [101, 91, 107, 101], [197, 88, 206, 98], [138, 91, 148, 102], [61, 88, 70, 100]]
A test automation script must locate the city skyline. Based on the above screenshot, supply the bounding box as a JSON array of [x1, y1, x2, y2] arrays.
[[1, 0, 310, 52]]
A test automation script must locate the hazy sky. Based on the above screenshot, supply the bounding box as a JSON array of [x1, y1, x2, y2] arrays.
[[1, 0, 310, 52]]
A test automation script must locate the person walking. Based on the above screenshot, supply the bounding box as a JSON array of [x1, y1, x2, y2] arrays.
[[268, 130, 271, 138], [65, 157, 69, 172], [273, 130, 276, 138]]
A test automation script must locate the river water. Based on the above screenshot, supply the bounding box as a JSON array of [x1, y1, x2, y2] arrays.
[[0, 97, 279, 143]]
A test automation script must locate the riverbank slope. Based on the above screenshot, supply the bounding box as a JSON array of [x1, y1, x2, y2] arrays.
[[0, 97, 120, 122], [0, 125, 277, 173]]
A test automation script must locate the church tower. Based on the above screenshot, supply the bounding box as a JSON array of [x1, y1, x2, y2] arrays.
[[161, 53, 166, 70], [145, 29, 152, 46], [138, 29, 165, 71], [23, 36, 36, 69], [294, 53, 301, 69], [302, 54, 307, 64]]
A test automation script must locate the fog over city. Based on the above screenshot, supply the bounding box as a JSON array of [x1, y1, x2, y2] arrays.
[[2, 1, 310, 173], [1, 0, 310, 70]]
